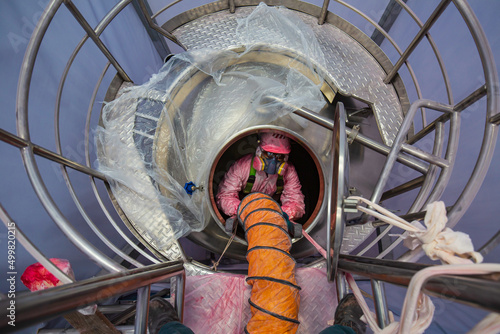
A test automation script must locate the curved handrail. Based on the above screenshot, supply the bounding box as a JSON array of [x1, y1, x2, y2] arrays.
[[395, 0, 454, 106], [16, 0, 124, 273], [330, 0, 455, 127], [151, 0, 183, 20], [333, 0, 425, 116], [0, 204, 74, 285], [53, 1, 161, 264], [378, 0, 499, 261], [446, 0, 499, 228], [327, 102, 348, 281], [0, 261, 184, 333], [136, 0, 186, 49], [54, 61, 144, 268]]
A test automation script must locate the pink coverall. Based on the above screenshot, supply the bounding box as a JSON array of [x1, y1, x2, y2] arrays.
[[216, 154, 305, 220]]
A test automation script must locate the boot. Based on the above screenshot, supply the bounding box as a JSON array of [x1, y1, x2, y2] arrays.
[[148, 297, 180, 334], [334, 293, 367, 334]]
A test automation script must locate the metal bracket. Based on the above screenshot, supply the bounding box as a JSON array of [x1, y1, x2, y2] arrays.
[[347, 124, 360, 145], [343, 197, 359, 213], [348, 186, 361, 196]]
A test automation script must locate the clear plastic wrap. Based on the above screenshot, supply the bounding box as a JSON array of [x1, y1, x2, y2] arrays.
[[95, 4, 326, 241]]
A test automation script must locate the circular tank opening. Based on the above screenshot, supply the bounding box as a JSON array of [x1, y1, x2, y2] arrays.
[[208, 128, 325, 241]]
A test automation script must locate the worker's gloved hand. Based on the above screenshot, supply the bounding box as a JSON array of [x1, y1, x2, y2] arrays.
[[282, 212, 302, 238], [225, 215, 237, 234], [282, 211, 293, 230]]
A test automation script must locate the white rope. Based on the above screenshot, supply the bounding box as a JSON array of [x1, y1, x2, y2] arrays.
[[345, 264, 500, 334], [303, 197, 494, 334], [468, 312, 500, 334], [348, 197, 483, 265]]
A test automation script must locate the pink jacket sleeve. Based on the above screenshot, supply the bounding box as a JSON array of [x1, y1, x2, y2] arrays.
[[280, 164, 305, 220], [216, 155, 252, 217]]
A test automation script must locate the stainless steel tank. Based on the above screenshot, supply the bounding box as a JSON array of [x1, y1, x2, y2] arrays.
[[98, 14, 393, 261]]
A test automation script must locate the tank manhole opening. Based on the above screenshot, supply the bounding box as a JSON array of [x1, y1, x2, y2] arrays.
[[208, 128, 325, 240]]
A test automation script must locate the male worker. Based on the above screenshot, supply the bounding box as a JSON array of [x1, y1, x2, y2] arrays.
[[216, 132, 305, 222], [147, 135, 367, 334]]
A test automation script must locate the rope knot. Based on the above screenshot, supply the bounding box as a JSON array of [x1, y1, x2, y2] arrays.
[[401, 201, 483, 264]]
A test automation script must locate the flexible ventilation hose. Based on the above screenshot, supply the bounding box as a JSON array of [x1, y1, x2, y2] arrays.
[[237, 193, 301, 333]]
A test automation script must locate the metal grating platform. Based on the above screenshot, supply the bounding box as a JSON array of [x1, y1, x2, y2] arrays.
[[178, 262, 337, 333], [173, 7, 404, 146]]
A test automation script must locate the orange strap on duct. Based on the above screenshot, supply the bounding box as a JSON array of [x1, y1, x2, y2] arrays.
[[237, 192, 301, 334]]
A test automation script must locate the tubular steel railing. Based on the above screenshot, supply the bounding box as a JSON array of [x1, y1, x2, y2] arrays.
[[339, 255, 500, 313], [5, 0, 497, 271], [0, 259, 184, 334]]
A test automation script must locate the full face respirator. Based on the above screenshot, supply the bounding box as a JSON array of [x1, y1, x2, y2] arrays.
[[252, 146, 288, 175]]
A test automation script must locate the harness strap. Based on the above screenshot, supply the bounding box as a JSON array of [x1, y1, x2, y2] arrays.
[[243, 164, 256, 194], [276, 175, 284, 195], [243, 160, 284, 195]]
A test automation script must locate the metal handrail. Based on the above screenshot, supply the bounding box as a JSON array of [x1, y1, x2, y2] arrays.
[[408, 122, 444, 211], [357, 99, 454, 258], [384, 0, 452, 84], [0, 129, 107, 180], [406, 84, 485, 146], [7, 2, 499, 330], [395, 0, 454, 107], [0, 261, 184, 333], [136, 0, 186, 49], [63, 0, 131, 81], [373, 124, 445, 260], [269, 96, 429, 173], [376, 0, 499, 261], [265, 97, 453, 264], [332, 0, 454, 130], [377, 123, 455, 259], [332, 0, 425, 120], [0, 205, 74, 285], [53, 0, 161, 265], [151, 0, 183, 20], [318, 0, 330, 25], [58, 60, 144, 267], [419, 112, 460, 205], [370, 99, 455, 205], [15, 0, 125, 273], [339, 255, 500, 313], [371, 279, 390, 328], [132, 0, 498, 264], [446, 0, 499, 228], [326, 103, 348, 282], [312, 0, 500, 264], [52, 35, 142, 267], [380, 175, 425, 202], [480, 230, 500, 256]]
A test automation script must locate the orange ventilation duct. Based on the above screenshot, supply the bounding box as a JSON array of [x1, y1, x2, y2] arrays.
[[237, 192, 301, 333]]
